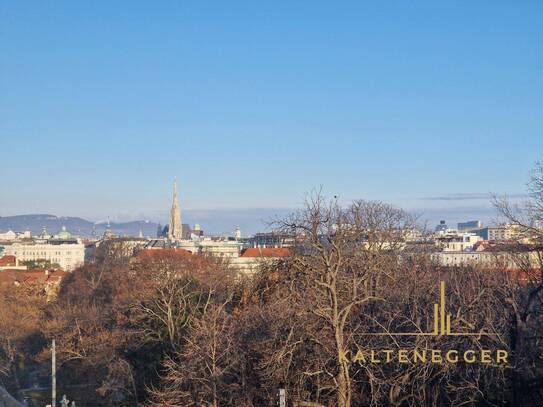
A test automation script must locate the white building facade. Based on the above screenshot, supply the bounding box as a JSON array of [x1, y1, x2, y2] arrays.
[[435, 232, 482, 252], [3, 241, 85, 271], [176, 237, 242, 258]]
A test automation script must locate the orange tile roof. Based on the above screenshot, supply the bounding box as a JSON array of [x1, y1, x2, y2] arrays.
[[0, 255, 17, 266], [240, 247, 291, 258], [0, 269, 67, 285], [137, 248, 192, 259]]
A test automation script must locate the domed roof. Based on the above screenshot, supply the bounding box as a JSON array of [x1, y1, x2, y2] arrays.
[[56, 225, 72, 239]]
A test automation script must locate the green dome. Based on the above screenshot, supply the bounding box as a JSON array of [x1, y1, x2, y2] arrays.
[[56, 225, 72, 239]]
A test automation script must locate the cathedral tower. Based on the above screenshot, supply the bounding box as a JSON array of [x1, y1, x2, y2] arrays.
[[168, 178, 182, 241]]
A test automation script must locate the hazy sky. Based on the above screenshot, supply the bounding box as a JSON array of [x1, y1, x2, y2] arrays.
[[1, 1, 542, 228]]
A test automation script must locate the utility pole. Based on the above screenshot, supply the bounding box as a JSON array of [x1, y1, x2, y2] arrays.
[[52, 339, 56, 407], [278, 388, 286, 407]]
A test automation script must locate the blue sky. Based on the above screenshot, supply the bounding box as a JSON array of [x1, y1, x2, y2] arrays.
[[1, 1, 542, 231]]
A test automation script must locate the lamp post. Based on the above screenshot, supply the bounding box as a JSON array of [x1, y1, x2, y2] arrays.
[[51, 339, 56, 407]]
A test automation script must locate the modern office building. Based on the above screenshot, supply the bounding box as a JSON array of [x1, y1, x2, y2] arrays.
[[457, 220, 482, 231]]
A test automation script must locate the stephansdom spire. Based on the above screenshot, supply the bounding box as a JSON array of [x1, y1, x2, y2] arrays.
[[168, 178, 182, 241]]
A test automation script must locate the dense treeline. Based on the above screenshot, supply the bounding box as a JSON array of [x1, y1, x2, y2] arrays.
[[1, 164, 543, 406]]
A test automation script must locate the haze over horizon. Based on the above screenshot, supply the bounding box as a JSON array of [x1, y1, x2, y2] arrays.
[[0, 197, 521, 236], [2, 2, 542, 230]]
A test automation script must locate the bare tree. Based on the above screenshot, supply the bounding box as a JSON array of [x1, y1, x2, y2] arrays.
[[492, 160, 543, 404], [130, 250, 231, 351], [146, 301, 243, 407], [0, 281, 45, 392], [269, 193, 415, 407]]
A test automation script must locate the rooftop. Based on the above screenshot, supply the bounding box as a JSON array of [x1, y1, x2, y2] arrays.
[[240, 247, 291, 258], [0, 269, 67, 286]]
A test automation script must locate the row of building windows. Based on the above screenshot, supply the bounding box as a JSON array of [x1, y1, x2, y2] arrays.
[[17, 251, 73, 256]]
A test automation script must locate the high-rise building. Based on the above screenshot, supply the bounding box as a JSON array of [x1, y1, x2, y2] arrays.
[[168, 179, 183, 241], [457, 220, 482, 231], [474, 224, 522, 241], [435, 220, 448, 232]]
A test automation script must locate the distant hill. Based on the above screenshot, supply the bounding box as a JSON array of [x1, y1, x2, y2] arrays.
[[0, 208, 294, 237], [0, 214, 160, 238]]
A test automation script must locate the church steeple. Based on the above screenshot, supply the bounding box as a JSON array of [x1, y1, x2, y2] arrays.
[[168, 178, 183, 241]]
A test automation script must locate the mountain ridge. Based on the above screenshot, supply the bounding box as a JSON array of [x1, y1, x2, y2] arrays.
[[0, 214, 159, 238]]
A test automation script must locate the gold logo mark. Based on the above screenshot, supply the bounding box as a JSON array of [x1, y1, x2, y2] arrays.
[[364, 281, 496, 337]]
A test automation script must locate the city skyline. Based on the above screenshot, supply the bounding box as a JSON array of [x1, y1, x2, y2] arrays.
[[0, 192, 525, 236], [2, 3, 543, 406]]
